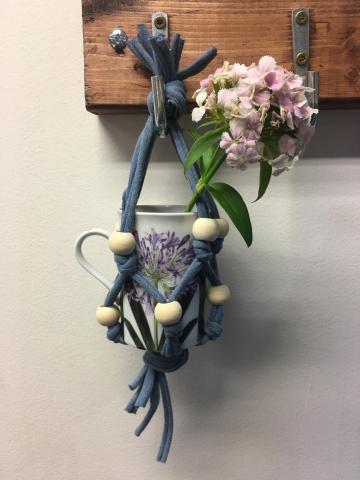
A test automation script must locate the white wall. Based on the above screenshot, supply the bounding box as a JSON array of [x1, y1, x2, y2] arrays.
[[1, 2, 360, 479]]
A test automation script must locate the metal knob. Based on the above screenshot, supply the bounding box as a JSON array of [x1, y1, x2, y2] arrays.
[[108, 28, 128, 53]]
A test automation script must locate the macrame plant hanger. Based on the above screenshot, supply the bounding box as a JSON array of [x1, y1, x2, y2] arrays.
[[102, 25, 224, 463]]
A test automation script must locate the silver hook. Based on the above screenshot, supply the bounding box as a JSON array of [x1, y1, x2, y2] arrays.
[[151, 76, 167, 138], [306, 70, 319, 110]]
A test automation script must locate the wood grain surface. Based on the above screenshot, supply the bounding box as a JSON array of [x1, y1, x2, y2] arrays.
[[81, 0, 360, 113]]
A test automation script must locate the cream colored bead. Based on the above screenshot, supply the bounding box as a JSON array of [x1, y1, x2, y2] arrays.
[[216, 218, 229, 238], [108, 231, 136, 255], [114, 222, 120, 232], [154, 301, 183, 325], [207, 284, 231, 305], [96, 305, 120, 327], [192, 218, 219, 242]]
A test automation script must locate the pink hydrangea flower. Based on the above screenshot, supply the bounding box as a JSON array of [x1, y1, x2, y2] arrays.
[[192, 57, 318, 174], [200, 78, 210, 88], [278, 134, 300, 156]]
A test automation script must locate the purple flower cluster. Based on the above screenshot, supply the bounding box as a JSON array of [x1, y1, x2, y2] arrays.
[[128, 229, 197, 314], [192, 56, 318, 175], [219, 112, 263, 170]]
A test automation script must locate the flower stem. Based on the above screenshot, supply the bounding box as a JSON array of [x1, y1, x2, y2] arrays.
[[185, 153, 226, 212]]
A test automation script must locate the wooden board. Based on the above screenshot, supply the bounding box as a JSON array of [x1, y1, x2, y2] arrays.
[[82, 0, 360, 113]]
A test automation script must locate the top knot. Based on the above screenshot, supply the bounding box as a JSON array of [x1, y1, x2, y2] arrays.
[[128, 25, 217, 131], [128, 24, 217, 83], [147, 80, 186, 121]]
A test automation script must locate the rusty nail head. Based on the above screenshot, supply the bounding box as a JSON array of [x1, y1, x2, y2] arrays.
[[295, 10, 308, 25], [154, 15, 166, 29], [296, 52, 308, 66]]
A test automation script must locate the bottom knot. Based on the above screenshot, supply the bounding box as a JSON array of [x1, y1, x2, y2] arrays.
[[143, 350, 188, 373]]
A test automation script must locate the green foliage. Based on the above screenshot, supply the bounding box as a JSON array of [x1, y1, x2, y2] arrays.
[[184, 127, 224, 173], [254, 161, 272, 202], [125, 281, 155, 350], [208, 182, 253, 247], [185, 129, 219, 174]]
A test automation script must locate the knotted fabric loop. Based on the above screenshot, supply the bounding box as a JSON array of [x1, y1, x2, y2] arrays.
[[164, 80, 187, 119], [147, 80, 186, 121], [114, 252, 138, 277], [193, 239, 214, 263], [107, 323, 126, 344], [102, 252, 138, 307], [205, 305, 224, 340]]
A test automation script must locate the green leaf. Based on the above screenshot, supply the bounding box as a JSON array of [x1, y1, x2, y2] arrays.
[[179, 318, 198, 344], [178, 289, 194, 316], [201, 145, 220, 175], [123, 319, 145, 350], [208, 182, 253, 247], [158, 331, 165, 351], [185, 130, 208, 173], [185, 130, 218, 174], [184, 127, 224, 173], [198, 120, 221, 128], [124, 280, 155, 351], [184, 129, 201, 142], [254, 161, 272, 202]]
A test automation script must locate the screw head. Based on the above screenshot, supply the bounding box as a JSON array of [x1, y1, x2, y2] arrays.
[[296, 51, 308, 66], [295, 10, 308, 25], [154, 15, 167, 30], [108, 28, 128, 53]]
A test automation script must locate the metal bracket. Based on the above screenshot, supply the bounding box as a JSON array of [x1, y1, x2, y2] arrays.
[[151, 12, 169, 41], [291, 7, 319, 109], [291, 7, 310, 79], [151, 12, 168, 137]]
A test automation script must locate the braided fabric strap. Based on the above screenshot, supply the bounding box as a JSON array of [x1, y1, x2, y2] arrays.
[[103, 25, 225, 462]]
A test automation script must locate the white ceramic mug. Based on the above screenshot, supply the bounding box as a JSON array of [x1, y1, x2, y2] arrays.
[[75, 206, 206, 351]]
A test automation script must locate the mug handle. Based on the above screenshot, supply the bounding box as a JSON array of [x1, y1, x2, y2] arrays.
[[74, 229, 113, 290]]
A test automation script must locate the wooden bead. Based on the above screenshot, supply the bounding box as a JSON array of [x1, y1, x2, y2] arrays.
[[108, 231, 136, 255], [96, 305, 120, 326], [207, 284, 231, 305], [216, 218, 229, 238], [154, 301, 183, 325], [192, 218, 219, 242]]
